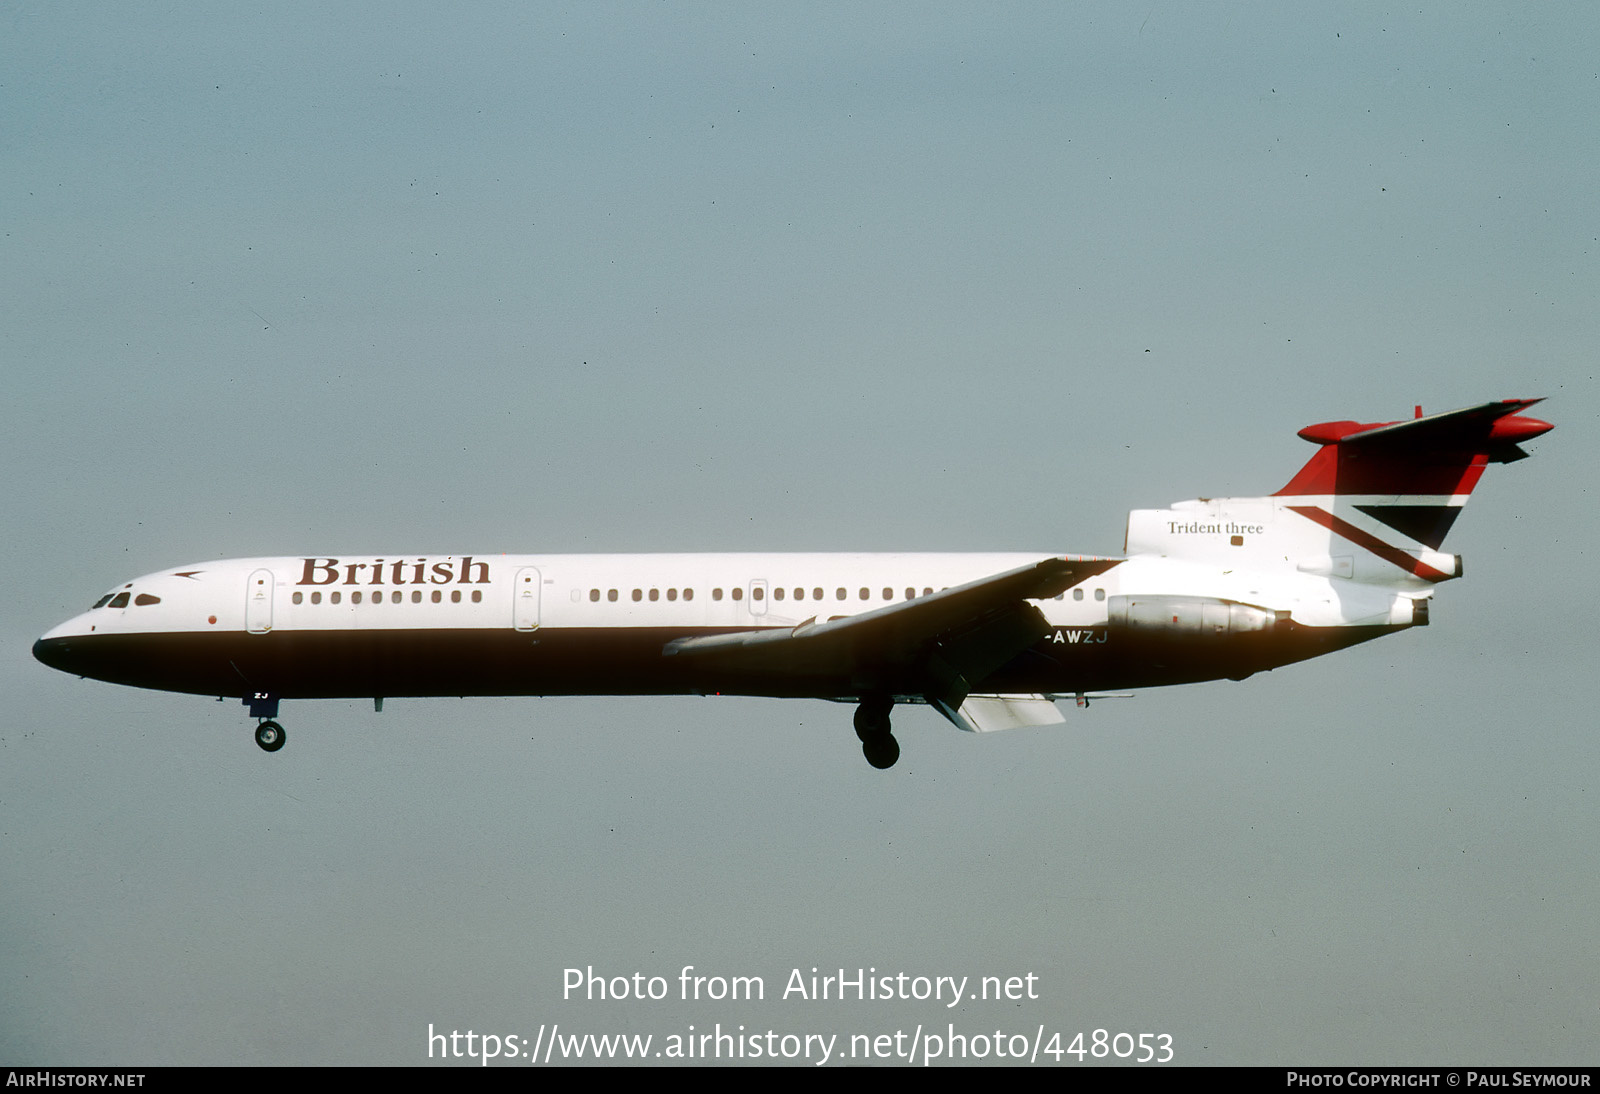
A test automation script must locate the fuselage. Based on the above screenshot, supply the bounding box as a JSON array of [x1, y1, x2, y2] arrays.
[[29, 399, 1546, 769], [33, 550, 1406, 704]]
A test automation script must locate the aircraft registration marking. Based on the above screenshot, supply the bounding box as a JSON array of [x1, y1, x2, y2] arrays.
[[1050, 629, 1106, 644]]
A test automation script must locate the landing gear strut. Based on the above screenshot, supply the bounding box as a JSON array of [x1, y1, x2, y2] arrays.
[[254, 720, 286, 752], [244, 694, 284, 753], [853, 696, 899, 770]]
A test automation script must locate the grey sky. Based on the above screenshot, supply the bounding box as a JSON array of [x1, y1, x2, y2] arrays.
[[4, 2, 1595, 1065]]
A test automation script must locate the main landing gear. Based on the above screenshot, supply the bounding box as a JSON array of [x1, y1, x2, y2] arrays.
[[254, 720, 286, 752], [854, 696, 899, 770]]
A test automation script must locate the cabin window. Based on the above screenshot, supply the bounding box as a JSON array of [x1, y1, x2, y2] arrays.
[[292, 592, 303, 605], [607, 589, 617, 602], [882, 587, 892, 600], [632, 589, 642, 602], [813, 587, 823, 601], [712, 588, 723, 601], [667, 588, 677, 601], [1094, 588, 1105, 601], [732, 587, 743, 601], [905, 587, 915, 600], [589, 589, 600, 602], [923, 587, 933, 597], [311, 591, 322, 604], [411, 591, 422, 603], [859, 588, 869, 600], [837, 588, 846, 601], [471, 590, 481, 603], [1073, 588, 1083, 601], [684, 588, 694, 601], [773, 587, 784, 601], [331, 591, 341, 604], [352, 591, 363, 604], [392, 591, 402, 604], [752, 586, 764, 601], [432, 590, 442, 603], [648, 588, 659, 602], [451, 590, 461, 603]]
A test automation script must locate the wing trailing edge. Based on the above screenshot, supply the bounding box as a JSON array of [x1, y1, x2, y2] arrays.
[[663, 556, 1122, 703]]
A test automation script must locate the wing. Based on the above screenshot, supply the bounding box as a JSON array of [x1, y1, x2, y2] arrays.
[[941, 693, 1070, 733], [663, 555, 1122, 719]]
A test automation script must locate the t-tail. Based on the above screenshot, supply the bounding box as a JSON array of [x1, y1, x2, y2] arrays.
[[1123, 399, 1551, 623]]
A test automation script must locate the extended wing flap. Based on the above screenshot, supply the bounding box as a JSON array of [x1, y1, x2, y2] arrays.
[[937, 694, 1069, 733]]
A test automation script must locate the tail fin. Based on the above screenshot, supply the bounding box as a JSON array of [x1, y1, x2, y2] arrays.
[[1123, 399, 1550, 596], [1274, 398, 1552, 549]]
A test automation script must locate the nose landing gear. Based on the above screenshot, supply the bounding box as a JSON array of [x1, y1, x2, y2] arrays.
[[245, 694, 285, 753], [254, 720, 286, 752], [853, 696, 899, 769]]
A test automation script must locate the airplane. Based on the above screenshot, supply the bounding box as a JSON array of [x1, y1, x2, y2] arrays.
[[33, 398, 1551, 769]]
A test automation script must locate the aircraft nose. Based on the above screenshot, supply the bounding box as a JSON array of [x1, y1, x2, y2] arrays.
[[34, 614, 92, 675], [33, 635, 74, 673]]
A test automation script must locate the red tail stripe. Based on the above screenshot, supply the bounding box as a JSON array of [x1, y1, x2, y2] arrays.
[[1285, 506, 1455, 583]]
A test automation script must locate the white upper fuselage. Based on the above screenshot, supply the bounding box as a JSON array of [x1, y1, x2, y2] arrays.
[[42, 544, 1418, 649], [47, 552, 1115, 641]]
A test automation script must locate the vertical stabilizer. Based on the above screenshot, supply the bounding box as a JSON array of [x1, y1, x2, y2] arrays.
[[1273, 398, 1551, 590], [1274, 398, 1552, 549], [1125, 400, 1550, 593]]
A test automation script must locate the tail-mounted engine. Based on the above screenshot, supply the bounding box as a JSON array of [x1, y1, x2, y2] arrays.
[[1107, 595, 1289, 638], [1101, 594, 1297, 685]]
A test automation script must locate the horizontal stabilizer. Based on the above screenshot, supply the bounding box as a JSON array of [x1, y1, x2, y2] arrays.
[[1295, 398, 1550, 451], [1278, 398, 1550, 497]]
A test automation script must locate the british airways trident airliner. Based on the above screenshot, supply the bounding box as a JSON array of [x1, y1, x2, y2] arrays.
[[33, 399, 1550, 768]]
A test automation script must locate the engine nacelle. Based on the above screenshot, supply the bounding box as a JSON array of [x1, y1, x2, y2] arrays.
[[1107, 595, 1289, 637]]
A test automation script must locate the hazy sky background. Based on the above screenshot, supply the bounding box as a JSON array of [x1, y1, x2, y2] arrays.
[[4, 3, 1595, 1066]]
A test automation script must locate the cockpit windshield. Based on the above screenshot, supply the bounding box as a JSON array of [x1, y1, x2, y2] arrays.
[[92, 587, 160, 609]]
